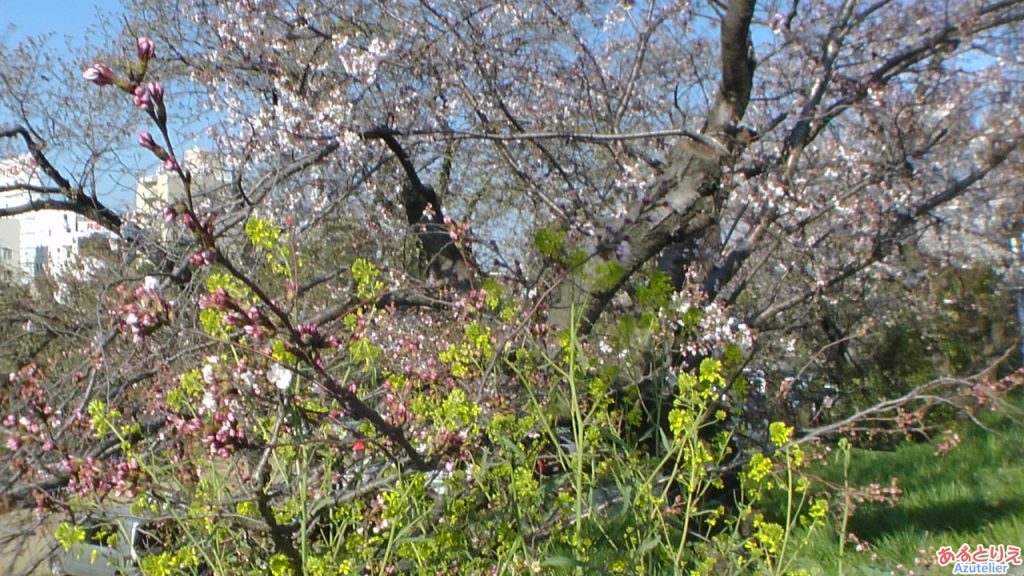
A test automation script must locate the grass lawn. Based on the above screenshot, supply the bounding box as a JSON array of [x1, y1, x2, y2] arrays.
[[781, 394, 1024, 575]]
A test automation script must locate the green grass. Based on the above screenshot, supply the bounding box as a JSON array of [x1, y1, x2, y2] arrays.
[[782, 395, 1024, 575]]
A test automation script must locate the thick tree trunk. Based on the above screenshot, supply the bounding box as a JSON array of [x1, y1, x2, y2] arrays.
[[363, 126, 478, 289], [552, 0, 757, 332]]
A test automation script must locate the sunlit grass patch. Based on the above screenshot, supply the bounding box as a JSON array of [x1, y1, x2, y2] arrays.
[[782, 393, 1024, 575]]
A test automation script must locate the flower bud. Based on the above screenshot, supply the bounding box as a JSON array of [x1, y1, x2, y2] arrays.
[[162, 204, 178, 223], [147, 81, 164, 104], [189, 250, 215, 267], [133, 85, 152, 110], [163, 156, 179, 172], [138, 131, 157, 150], [82, 64, 115, 85], [136, 37, 155, 61]]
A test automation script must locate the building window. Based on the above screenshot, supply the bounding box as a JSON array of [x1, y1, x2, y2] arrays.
[[34, 245, 47, 276]]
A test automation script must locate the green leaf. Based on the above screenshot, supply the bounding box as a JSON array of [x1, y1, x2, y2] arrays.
[[637, 535, 661, 555], [534, 228, 566, 259], [636, 270, 673, 309], [591, 260, 626, 292]]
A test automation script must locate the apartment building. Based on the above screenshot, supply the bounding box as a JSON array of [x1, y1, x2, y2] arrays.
[[134, 148, 229, 218], [0, 155, 115, 279]]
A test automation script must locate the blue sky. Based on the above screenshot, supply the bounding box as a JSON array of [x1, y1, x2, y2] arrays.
[[2, 0, 144, 211], [1, 0, 123, 44]]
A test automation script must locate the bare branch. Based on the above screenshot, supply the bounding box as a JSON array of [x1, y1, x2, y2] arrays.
[[795, 366, 1023, 446], [400, 126, 730, 151], [247, 140, 340, 205], [0, 124, 123, 233], [0, 125, 72, 191], [0, 197, 85, 218]]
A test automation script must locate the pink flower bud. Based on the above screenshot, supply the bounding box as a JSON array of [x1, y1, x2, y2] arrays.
[[147, 81, 164, 104], [133, 85, 152, 110], [82, 64, 115, 85], [163, 156, 179, 171], [189, 250, 215, 267], [162, 205, 178, 223], [138, 131, 157, 150], [136, 37, 155, 61]]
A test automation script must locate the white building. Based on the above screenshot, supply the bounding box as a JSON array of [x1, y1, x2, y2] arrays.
[[134, 148, 229, 217], [0, 155, 116, 279]]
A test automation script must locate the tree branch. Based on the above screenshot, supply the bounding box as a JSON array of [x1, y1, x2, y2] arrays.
[[707, 0, 757, 133], [362, 126, 477, 286], [0, 198, 84, 218], [399, 126, 730, 151], [0, 125, 123, 234], [567, 0, 757, 330], [746, 138, 1022, 327], [247, 140, 340, 205]]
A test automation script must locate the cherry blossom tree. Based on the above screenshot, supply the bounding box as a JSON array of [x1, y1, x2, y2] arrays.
[[1, 0, 1023, 573], [114, 0, 1022, 325]]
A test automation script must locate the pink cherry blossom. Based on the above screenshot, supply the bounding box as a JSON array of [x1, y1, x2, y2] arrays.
[[82, 63, 115, 85]]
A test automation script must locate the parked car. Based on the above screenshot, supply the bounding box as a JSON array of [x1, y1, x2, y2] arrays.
[[49, 511, 163, 576]]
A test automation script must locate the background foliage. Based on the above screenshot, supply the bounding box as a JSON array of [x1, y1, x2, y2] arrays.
[[1, 1, 1023, 574]]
